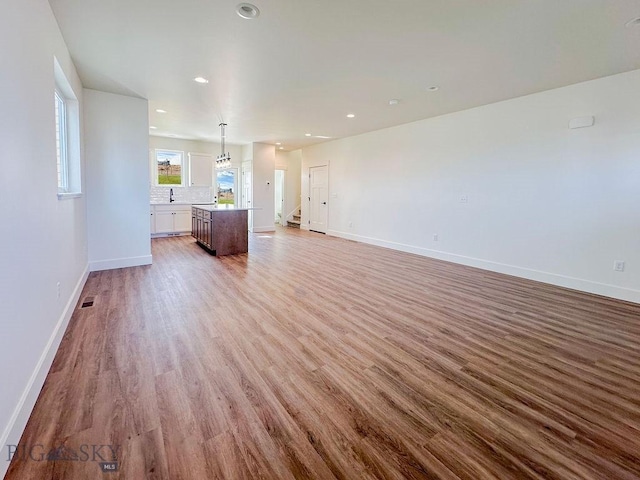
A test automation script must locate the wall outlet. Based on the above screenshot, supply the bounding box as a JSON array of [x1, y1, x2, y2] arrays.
[[614, 261, 625, 272], [433, 234, 438, 241], [460, 195, 468, 203], [56, 282, 61, 299]]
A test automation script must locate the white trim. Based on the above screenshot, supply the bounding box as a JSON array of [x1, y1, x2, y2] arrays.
[[54, 89, 69, 193], [89, 255, 153, 272], [57, 192, 83, 200], [327, 230, 640, 305], [0, 266, 89, 479], [154, 149, 185, 187], [54, 57, 82, 196], [151, 232, 191, 238], [252, 226, 276, 233], [300, 224, 310, 231], [216, 167, 240, 208], [275, 168, 287, 226]]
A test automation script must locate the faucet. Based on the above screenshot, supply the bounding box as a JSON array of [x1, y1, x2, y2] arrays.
[[169, 188, 175, 203]]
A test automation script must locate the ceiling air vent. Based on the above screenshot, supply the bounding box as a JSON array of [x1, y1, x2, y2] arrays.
[[237, 3, 260, 19]]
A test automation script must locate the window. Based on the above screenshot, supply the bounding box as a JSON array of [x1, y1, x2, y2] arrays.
[[156, 150, 184, 185], [55, 91, 68, 192], [217, 169, 237, 205], [54, 58, 81, 198]]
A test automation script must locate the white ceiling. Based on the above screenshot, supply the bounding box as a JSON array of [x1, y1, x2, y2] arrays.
[[49, 0, 640, 150]]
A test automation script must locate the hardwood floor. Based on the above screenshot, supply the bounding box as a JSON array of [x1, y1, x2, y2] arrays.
[[6, 228, 640, 479]]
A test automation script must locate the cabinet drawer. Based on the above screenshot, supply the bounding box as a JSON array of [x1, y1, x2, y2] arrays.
[[155, 204, 191, 213]]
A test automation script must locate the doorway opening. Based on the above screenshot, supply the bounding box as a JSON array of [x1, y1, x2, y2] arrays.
[[242, 161, 252, 230], [275, 169, 285, 225], [216, 168, 238, 206]]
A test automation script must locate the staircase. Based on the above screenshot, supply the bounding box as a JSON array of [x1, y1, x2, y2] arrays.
[[287, 210, 301, 228]]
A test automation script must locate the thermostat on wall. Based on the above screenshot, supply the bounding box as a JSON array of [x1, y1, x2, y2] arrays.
[[569, 116, 595, 129]]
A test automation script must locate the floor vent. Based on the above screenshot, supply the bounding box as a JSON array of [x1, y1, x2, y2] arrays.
[[81, 296, 95, 308]]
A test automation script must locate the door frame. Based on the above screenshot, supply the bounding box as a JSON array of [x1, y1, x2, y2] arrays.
[[308, 164, 329, 234], [241, 161, 253, 231], [215, 167, 239, 207], [275, 168, 287, 226]]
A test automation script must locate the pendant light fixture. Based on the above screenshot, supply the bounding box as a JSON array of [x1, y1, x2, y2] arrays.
[[216, 122, 231, 170]]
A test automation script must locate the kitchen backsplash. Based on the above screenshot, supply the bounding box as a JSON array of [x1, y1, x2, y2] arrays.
[[150, 186, 215, 204]]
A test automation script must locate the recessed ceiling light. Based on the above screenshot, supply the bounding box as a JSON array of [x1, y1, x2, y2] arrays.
[[149, 126, 157, 129], [389, 99, 400, 105], [278, 147, 284, 150], [156, 109, 167, 113], [626, 17, 640, 27], [275, 142, 282, 145], [194, 77, 209, 84], [427, 86, 439, 92], [237, 3, 260, 19], [305, 133, 312, 137], [314, 136, 331, 139], [346, 114, 355, 118]]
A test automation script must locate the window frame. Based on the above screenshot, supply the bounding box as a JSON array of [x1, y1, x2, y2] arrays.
[[155, 149, 185, 187], [55, 89, 69, 194], [54, 57, 82, 200], [216, 167, 239, 207]]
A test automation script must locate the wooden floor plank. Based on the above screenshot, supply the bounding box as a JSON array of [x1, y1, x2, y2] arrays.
[[5, 228, 640, 479]]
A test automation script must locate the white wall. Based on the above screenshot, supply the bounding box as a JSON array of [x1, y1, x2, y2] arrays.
[[0, 0, 88, 476], [242, 144, 253, 163], [251, 143, 276, 232], [276, 149, 302, 219], [302, 69, 640, 303], [84, 90, 152, 271]]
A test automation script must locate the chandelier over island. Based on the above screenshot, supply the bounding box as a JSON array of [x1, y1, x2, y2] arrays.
[[216, 122, 231, 169]]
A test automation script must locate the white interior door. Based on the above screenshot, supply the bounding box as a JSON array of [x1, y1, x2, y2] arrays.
[[242, 161, 253, 230], [309, 165, 328, 233]]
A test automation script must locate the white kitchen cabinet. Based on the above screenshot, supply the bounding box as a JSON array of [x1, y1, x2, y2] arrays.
[[174, 210, 192, 232], [151, 204, 193, 237], [189, 153, 213, 187], [154, 210, 175, 233]]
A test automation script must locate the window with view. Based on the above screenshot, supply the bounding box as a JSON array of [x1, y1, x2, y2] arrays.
[[217, 169, 236, 205], [55, 91, 68, 192], [156, 150, 184, 185], [54, 57, 81, 198]]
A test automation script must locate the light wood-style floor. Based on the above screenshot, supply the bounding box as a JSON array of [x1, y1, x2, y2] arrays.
[[6, 228, 640, 479]]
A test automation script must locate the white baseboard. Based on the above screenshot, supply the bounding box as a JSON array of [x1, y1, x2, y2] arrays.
[[0, 265, 89, 479], [300, 224, 309, 231], [327, 230, 640, 304], [89, 255, 152, 272], [151, 231, 191, 238], [252, 226, 276, 233]]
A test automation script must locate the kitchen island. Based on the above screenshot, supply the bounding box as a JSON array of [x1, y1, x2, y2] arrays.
[[191, 205, 249, 256]]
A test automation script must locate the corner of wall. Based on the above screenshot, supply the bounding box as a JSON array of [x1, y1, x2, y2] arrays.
[[0, 265, 89, 479], [89, 255, 152, 272]]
